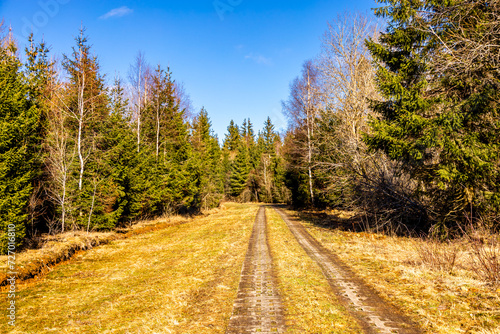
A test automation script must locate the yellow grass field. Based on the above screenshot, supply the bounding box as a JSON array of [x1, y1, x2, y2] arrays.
[[1, 203, 258, 334], [284, 209, 500, 334], [265, 207, 362, 333], [3, 203, 498, 334]]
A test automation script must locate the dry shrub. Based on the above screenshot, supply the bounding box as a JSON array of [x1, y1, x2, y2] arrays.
[[464, 224, 500, 286], [413, 237, 462, 273]]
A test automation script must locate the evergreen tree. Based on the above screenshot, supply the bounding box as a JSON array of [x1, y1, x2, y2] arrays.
[[24, 34, 54, 234], [229, 143, 250, 198], [365, 0, 434, 168], [425, 0, 500, 218], [366, 0, 500, 225], [103, 78, 141, 225], [223, 120, 240, 151], [257, 118, 288, 203], [364, 0, 437, 225], [191, 108, 223, 210], [0, 37, 41, 252]]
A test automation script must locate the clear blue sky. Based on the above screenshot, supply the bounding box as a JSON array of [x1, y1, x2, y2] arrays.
[[1, 0, 378, 140]]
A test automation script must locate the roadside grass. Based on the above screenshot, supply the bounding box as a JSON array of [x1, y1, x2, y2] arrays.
[[265, 207, 362, 334], [1, 203, 258, 334], [0, 215, 190, 286], [283, 209, 500, 334]]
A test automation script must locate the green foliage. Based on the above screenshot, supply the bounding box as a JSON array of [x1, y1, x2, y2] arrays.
[[191, 108, 223, 210], [0, 41, 41, 253], [102, 78, 142, 225], [223, 120, 240, 151], [365, 0, 500, 226], [229, 143, 250, 198]]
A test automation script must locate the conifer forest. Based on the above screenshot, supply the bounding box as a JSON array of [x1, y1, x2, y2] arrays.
[[1, 0, 500, 254]]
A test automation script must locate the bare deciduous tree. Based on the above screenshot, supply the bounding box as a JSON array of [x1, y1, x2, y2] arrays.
[[282, 60, 322, 205], [424, 0, 500, 86], [45, 80, 76, 232], [317, 12, 379, 175], [128, 52, 151, 153]]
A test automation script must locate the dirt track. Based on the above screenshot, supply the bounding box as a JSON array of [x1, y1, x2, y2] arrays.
[[274, 207, 423, 334], [226, 206, 286, 334]]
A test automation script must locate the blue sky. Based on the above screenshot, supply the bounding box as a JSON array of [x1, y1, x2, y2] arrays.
[[1, 0, 378, 140]]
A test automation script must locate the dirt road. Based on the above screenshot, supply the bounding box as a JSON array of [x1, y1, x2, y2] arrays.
[[226, 206, 286, 334], [274, 207, 423, 334]]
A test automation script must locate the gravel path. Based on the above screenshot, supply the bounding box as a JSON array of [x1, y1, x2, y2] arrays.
[[274, 207, 423, 334], [226, 206, 286, 334]]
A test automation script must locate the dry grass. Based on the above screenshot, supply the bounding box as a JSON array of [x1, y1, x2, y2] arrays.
[[283, 208, 500, 334], [1, 203, 258, 334], [0, 215, 190, 286], [412, 236, 462, 274], [265, 207, 362, 333]]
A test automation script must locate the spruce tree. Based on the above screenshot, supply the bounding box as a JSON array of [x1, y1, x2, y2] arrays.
[[365, 0, 434, 169], [229, 143, 250, 198], [103, 78, 141, 225], [191, 108, 223, 209], [24, 34, 54, 234], [426, 0, 500, 217], [364, 0, 437, 225], [0, 38, 41, 252], [366, 0, 500, 224], [223, 120, 241, 151]]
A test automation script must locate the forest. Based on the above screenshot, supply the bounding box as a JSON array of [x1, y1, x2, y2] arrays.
[[1, 0, 499, 254]]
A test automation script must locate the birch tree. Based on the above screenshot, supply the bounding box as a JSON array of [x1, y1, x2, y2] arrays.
[[62, 28, 109, 226], [282, 60, 322, 205], [128, 52, 150, 153]]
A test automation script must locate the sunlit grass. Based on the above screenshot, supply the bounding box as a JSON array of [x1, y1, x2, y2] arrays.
[[284, 209, 500, 334], [2, 203, 258, 334], [266, 207, 361, 333]]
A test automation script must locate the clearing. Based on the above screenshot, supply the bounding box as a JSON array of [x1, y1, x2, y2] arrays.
[[1, 203, 499, 333]]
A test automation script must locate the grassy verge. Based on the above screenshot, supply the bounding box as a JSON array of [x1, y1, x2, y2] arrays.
[[1, 203, 258, 334], [284, 208, 500, 334], [0, 215, 191, 286], [265, 207, 362, 333]]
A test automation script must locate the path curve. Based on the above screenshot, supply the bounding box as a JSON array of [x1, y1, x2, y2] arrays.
[[226, 206, 286, 334], [274, 207, 423, 334]]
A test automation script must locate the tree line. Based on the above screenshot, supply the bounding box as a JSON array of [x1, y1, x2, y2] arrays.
[[0, 25, 288, 254], [1, 0, 498, 253], [282, 0, 499, 234]]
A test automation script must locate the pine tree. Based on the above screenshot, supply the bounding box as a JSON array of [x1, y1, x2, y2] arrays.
[[0, 37, 41, 252], [365, 0, 500, 224], [223, 120, 241, 151], [229, 143, 250, 198], [191, 108, 223, 210], [102, 78, 141, 225]]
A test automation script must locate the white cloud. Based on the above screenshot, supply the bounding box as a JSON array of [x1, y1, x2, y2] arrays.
[[244, 53, 272, 66], [99, 6, 133, 20]]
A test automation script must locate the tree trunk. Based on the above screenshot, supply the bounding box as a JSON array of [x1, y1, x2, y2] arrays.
[[77, 73, 85, 191], [306, 72, 315, 205]]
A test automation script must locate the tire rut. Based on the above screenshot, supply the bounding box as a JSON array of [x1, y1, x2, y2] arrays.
[[226, 206, 286, 334], [274, 207, 423, 334]]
